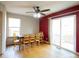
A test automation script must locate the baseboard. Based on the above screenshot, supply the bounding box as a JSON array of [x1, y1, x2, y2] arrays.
[[44, 40, 50, 44]]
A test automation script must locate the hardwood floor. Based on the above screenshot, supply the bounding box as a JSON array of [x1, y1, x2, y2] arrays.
[[0, 44, 79, 58]]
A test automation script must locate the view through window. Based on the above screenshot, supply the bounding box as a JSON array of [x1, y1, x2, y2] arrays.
[[50, 15, 76, 52], [8, 18, 21, 37]]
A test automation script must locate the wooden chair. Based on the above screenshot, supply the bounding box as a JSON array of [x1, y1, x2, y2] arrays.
[[29, 34, 35, 47], [40, 32, 44, 44], [35, 33, 41, 45], [23, 34, 30, 48], [13, 32, 19, 47], [13, 32, 24, 50]]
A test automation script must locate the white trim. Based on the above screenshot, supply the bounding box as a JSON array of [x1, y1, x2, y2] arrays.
[[48, 19, 51, 44], [74, 15, 76, 52], [49, 10, 79, 20], [49, 14, 76, 53]]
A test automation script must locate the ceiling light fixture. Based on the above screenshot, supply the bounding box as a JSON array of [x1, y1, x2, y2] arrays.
[[33, 13, 41, 18]]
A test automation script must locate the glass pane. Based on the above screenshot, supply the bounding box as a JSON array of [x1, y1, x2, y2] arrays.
[[61, 15, 76, 52], [9, 28, 20, 37], [52, 18, 61, 46], [8, 18, 20, 27]]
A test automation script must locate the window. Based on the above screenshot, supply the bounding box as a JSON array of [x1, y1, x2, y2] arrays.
[[8, 18, 21, 37]]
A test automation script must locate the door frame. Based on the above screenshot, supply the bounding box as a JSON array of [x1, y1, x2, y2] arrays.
[[48, 15, 76, 53]]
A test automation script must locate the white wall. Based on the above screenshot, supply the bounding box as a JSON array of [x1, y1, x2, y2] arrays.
[[7, 13, 39, 36], [6, 13, 39, 45], [0, 3, 7, 54]]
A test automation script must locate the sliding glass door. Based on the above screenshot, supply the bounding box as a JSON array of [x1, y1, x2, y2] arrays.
[[61, 15, 76, 52], [50, 15, 76, 52], [50, 18, 61, 46]]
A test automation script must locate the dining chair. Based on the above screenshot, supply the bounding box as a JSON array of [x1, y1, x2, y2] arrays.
[[35, 33, 41, 45], [13, 32, 19, 47], [40, 32, 44, 44], [29, 34, 35, 47], [23, 34, 30, 49]]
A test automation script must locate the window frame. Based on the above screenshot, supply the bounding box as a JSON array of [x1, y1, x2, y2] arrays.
[[8, 17, 21, 37]]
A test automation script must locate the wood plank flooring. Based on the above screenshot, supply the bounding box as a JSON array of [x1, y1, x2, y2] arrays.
[[0, 44, 79, 58]]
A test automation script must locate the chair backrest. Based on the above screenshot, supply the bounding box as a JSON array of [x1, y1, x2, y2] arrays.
[[24, 34, 30, 40], [24, 34, 29, 37], [40, 32, 44, 37], [30, 34, 35, 40], [23, 34, 30, 43], [39, 32, 44, 42], [13, 32, 17, 42], [35, 33, 41, 40]]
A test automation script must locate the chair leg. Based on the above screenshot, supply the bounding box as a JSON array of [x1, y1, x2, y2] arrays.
[[30, 42, 35, 47], [23, 44, 26, 50], [19, 44, 21, 51], [36, 41, 40, 46], [38, 41, 40, 45], [30, 42, 33, 47], [14, 42, 16, 48], [19, 43, 22, 51]]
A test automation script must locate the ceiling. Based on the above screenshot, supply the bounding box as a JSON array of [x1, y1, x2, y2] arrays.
[[0, 1, 79, 17]]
